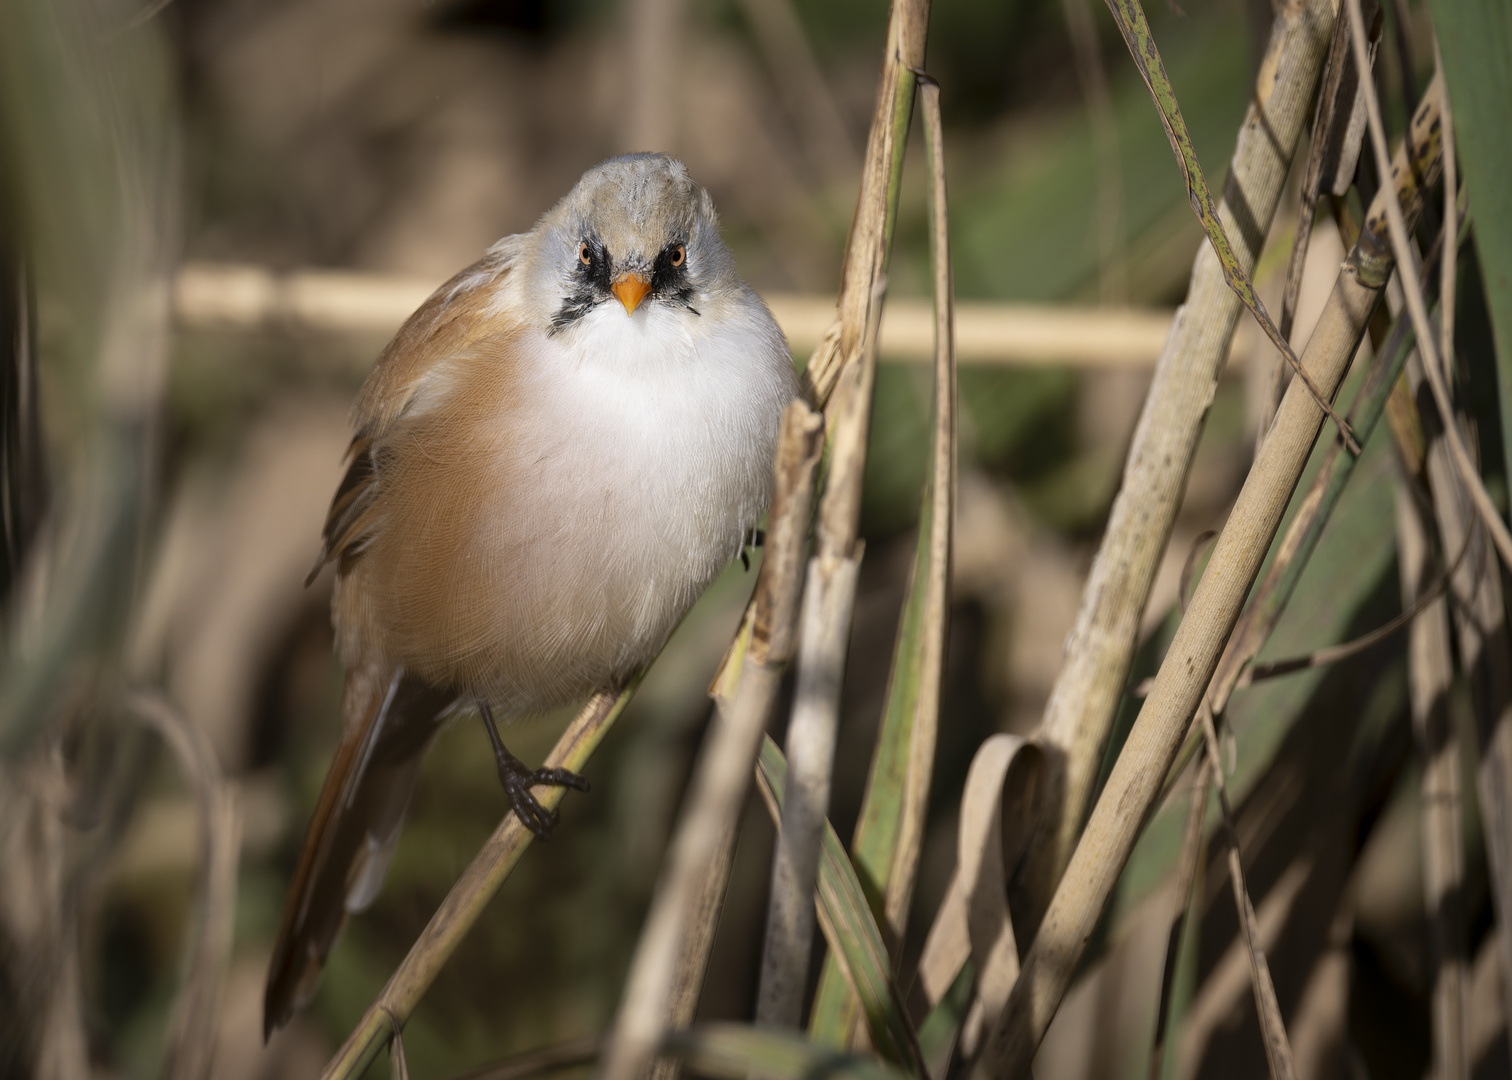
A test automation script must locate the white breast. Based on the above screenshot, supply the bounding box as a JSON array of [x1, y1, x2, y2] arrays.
[[472, 293, 796, 698]]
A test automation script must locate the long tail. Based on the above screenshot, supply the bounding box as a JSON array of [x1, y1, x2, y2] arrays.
[[264, 665, 452, 1038]]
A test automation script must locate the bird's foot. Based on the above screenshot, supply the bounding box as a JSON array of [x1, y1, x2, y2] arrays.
[[478, 704, 590, 840], [494, 753, 590, 839]]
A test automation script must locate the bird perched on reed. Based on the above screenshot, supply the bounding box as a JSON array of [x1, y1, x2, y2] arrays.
[[264, 153, 800, 1036]]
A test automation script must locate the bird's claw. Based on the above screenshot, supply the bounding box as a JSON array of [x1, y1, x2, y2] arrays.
[[494, 756, 590, 840]]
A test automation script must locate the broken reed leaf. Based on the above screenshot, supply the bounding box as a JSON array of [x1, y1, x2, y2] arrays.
[[320, 685, 636, 1080], [1101, 0, 1360, 454], [1346, 2, 1512, 573], [756, 737, 927, 1078], [879, 71, 956, 940], [1197, 706, 1298, 1080], [906, 733, 1040, 1075], [661, 1024, 912, 1080], [969, 73, 1447, 1079]]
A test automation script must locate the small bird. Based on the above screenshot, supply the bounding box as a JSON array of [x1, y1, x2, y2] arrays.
[[264, 154, 800, 1036]]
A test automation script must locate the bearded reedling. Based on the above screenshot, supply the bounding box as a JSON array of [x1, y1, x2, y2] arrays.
[[264, 154, 800, 1036]]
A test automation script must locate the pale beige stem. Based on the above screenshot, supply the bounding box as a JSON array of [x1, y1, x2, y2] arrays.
[[756, 551, 861, 1025], [1025, 0, 1337, 935]]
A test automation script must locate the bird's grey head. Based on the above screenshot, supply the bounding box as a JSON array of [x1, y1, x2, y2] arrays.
[[526, 154, 737, 333]]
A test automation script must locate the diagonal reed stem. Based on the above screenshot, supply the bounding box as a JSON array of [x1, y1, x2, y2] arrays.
[[319, 687, 635, 1080], [1025, 0, 1336, 938], [1197, 704, 1297, 1080], [1100, 0, 1359, 454], [970, 75, 1446, 1079]]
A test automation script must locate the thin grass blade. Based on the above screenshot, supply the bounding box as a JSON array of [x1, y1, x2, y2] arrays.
[[807, 69, 956, 1048]]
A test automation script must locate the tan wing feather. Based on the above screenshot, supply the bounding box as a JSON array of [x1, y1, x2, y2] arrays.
[[304, 238, 523, 585]]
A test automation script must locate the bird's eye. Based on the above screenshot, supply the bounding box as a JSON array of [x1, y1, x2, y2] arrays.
[[579, 242, 592, 267], [670, 245, 685, 268]]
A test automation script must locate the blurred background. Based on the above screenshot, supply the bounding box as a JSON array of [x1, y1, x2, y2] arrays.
[[3, 0, 1489, 1077]]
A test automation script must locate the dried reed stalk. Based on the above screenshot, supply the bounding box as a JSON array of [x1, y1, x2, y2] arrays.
[[756, 548, 861, 1024], [172, 266, 1178, 371], [793, 75, 957, 1034], [320, 688, 634, 1080], [709, 0, 929, 1045], [800, 0, 928, 408], [600, 403, 824, 1080], [1413, 364, 1512, 1073], [1395, 474, 1468, 1080], [1196, 706, 1297, 1080], [1025, 0, 1336, 929], [1263, 0, 1376, 446], [1204, 210, 1457, 731], [970, 75, 1446, 1079]]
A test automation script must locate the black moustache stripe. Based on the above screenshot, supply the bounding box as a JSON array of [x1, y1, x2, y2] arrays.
[[548, 287, 701, 334], [549, 292, 600, 334]]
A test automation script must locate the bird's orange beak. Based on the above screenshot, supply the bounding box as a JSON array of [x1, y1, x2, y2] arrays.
[[612, 273, 651, 316]]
